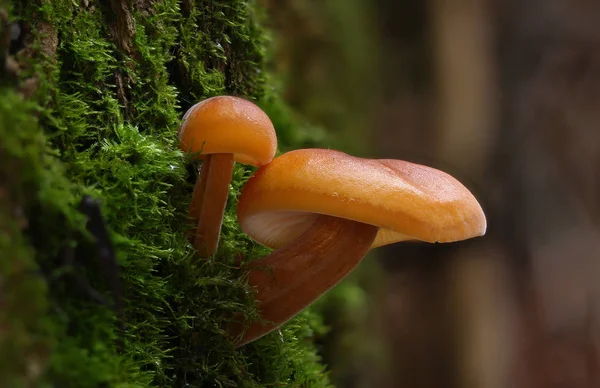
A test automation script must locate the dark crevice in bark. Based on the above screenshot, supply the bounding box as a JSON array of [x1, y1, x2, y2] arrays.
[[105, 0, 138, 116], [1, 6, 57, 100]]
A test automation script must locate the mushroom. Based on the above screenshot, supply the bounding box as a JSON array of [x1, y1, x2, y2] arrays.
[[234, 148, 487, 346], [178, 96, 277, 256]]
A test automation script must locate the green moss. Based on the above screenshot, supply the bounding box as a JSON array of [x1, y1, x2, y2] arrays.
[[0, 91, 55, 388], [2, 0, 337, 386]]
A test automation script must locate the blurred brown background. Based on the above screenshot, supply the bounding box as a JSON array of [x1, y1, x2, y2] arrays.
[[260, 0, 600, 387]]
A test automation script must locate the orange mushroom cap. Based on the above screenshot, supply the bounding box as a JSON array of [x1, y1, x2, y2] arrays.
[[178, 96, 277, 166], [237, 148, 487, 249]]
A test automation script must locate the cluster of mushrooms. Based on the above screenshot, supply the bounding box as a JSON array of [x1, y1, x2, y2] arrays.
[[178, 96, 487, 347]]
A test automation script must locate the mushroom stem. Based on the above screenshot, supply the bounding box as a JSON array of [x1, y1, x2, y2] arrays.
[[188, 155, 212, 229], [191, 153, 235, 256], [235, 214, 379, 347]]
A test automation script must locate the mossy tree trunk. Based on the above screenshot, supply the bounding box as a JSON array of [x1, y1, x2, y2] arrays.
[[1, 1, 334, 386]]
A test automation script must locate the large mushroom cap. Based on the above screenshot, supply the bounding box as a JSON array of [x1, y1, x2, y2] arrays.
[[237, 148, 487, 249], [178, 96, 277, 166]]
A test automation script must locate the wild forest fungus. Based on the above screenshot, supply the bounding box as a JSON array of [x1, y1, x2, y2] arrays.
[[178, 96, 277, 257], [234, 148, 487, 346]]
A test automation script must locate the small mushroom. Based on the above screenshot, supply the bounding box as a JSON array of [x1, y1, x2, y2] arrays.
[[178, 96, 277, 256], [234, 148, 487, 346]]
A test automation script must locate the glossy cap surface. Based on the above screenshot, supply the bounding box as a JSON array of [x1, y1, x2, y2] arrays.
[[178, 96, 277, 166], [237, 148, 487, 249]]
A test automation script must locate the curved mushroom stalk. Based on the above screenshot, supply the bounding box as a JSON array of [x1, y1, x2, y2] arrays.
[[234, 148, 487, 347], [234, 214, 378, 347], [188, 153, 234, 257]]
